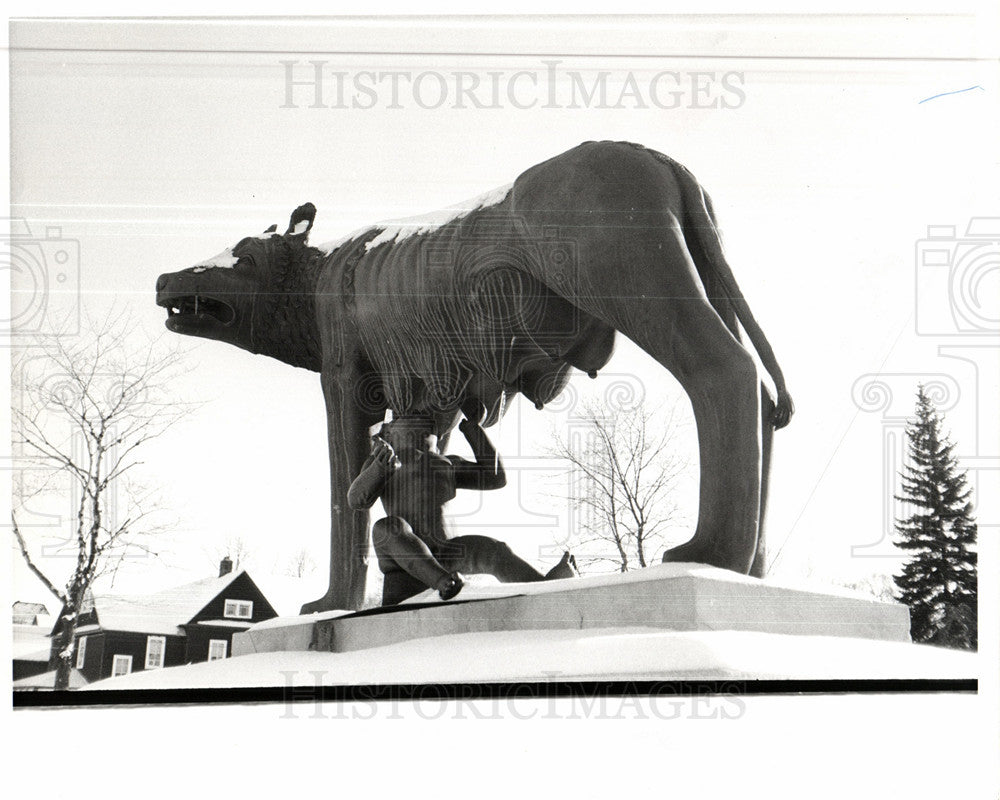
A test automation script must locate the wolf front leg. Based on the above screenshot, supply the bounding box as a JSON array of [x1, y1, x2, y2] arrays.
[[300, 369, 379, 613]]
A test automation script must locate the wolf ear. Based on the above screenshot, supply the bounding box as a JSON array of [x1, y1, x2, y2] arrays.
[[263, 224, 278, 234], [285, 203, 317, 238]]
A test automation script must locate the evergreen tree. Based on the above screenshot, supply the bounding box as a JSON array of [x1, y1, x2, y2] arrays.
[[893, 385, 978, 650]]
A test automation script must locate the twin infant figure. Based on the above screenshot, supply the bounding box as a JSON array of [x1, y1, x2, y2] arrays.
[[348, 410, 577, 605]]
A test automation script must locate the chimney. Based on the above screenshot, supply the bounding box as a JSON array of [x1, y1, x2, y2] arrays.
[[219, 557, 233, 577]]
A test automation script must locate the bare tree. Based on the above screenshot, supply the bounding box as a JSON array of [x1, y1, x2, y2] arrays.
[[283, 546, 316, 578], [11, 310, 193, 690], [204, 534, 255, 574], [547, 399, 690, 573]]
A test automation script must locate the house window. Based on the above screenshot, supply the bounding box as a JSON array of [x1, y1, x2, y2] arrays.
[[145, 635, 166, 669], [223, 599, 253, 620], [75, 635, 88, 669], [207, 639, 228, 661], [111, 655, 133, 677]]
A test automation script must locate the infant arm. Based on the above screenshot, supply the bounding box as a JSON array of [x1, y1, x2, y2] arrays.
[[452, 419, 506, 491], [347, 439, 399, 509]]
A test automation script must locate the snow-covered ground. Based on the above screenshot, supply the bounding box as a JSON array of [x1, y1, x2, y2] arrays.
[[66, 564, 976, 690], [94, 627, 974, 689]]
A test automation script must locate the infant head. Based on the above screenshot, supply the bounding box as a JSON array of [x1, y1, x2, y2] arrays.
[[380, 415, 438, 456]]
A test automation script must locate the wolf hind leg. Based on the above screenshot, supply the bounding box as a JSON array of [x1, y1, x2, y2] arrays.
[[544, 224, 764, 573]]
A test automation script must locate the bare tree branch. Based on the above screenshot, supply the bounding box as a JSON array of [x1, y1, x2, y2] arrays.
[[11, 514, 69, 606], [545, 398, 692, 573]]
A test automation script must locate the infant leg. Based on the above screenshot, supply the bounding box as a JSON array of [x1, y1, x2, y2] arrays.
[[373, 517, 461, 604], [444, 535, 546, 583]]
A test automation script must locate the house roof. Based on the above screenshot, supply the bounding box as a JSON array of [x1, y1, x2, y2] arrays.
[[189, 619, 254, 628], [12, 600, 53, 626], [13, 601, 50, 615], [13, 624, 52, 661], [91, 568, 251, 636]]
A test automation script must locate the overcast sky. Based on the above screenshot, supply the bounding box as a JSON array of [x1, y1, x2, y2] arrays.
[[8, 14, 998, 604]]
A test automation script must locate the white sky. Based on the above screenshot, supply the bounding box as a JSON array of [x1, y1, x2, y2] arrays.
[[6, 13, 999, 607]]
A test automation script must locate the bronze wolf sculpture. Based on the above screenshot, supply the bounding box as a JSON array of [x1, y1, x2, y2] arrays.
[[156, 141, 793, 612]]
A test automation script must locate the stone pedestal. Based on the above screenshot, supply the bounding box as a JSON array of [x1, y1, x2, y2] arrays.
[[232, 563, 910, 657]]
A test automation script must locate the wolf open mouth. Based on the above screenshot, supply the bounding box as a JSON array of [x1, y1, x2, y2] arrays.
[[161, 295, 236, 326]]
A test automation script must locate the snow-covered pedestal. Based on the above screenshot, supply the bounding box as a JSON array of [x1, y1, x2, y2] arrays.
[[233, 563, 911, 657], [95, 565, 977, 688]]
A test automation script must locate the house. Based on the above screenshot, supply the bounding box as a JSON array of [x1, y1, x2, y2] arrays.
[[13, 603, 55, 682], [13, 601, 51, 626], [46, 559, 279, 684], [13, 628, 53, 681]]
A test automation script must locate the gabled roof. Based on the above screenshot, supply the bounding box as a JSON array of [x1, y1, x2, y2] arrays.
[[91, 569, 251, 636], [12, 600, 52, 626], [13, 601, 49, 615], [13, 624, 52, 661]]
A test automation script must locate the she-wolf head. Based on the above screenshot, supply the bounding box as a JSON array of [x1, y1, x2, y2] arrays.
[[155, 203, 322, 370]]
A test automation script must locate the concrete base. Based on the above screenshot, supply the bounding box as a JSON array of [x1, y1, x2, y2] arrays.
[[232, 563, 911, 656]]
